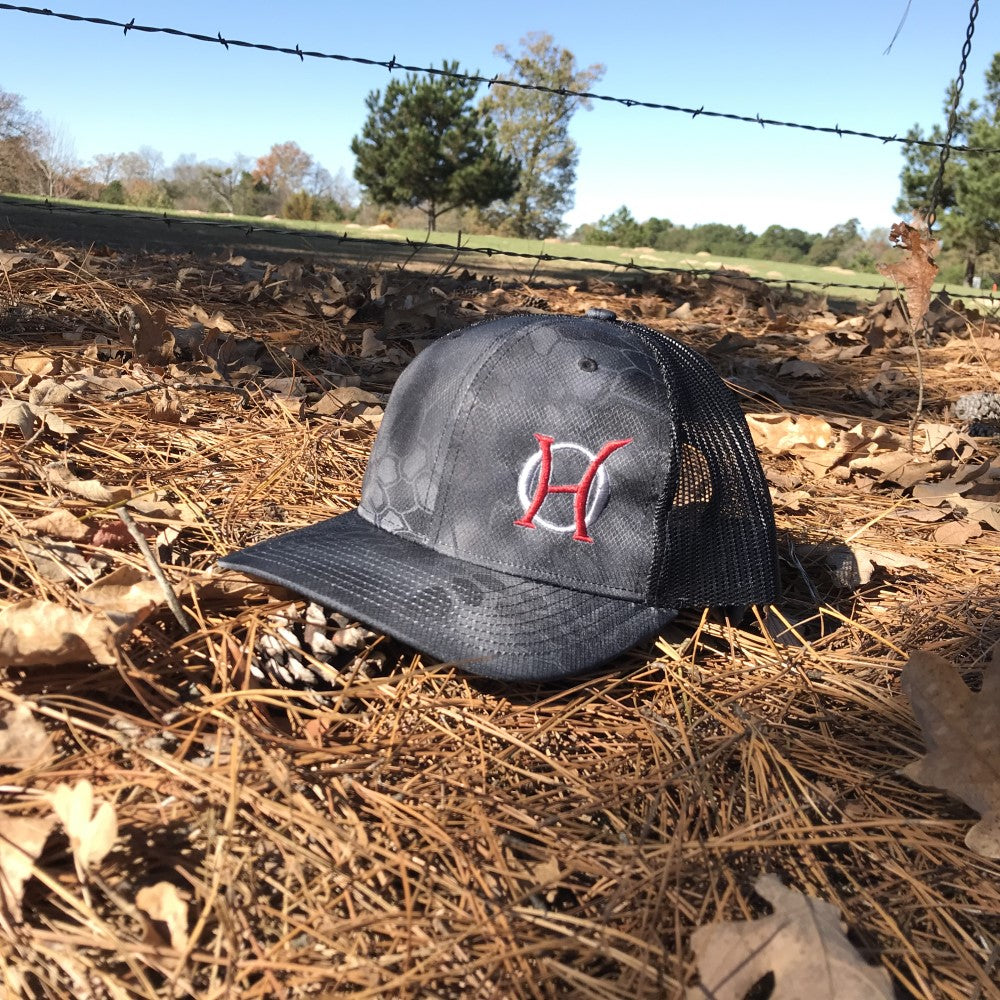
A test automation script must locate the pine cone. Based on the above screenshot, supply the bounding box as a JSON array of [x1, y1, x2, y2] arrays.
[[252, 602, 381, 691], [953, 391, 1000, 424]]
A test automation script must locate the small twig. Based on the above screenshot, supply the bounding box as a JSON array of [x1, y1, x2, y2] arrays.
[[116, 506, 196, 632], [432, 229, 465, 278], [906, 320, 926, 451], [885, 274, 926, 451], [107, 381, 251, 407]]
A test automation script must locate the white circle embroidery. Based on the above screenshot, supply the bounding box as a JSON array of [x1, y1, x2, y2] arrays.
[[517, 441, 612, 534]]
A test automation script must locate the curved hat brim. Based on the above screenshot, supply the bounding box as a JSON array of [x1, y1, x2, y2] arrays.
[[219, 510, 677, 682]]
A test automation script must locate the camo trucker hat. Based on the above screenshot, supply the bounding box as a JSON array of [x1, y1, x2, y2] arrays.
[[219, 309, 779, 681]]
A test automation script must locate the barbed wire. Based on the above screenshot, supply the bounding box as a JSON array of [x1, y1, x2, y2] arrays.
[[4, 195, 999, 305], [1, 3, 999, 156]]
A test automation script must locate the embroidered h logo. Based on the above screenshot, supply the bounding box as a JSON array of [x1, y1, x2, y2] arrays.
[[514, 434, 632, 543]]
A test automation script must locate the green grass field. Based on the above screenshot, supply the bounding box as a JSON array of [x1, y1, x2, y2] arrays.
[[354, 224, 993, 303], [3, 192, 992, 304]]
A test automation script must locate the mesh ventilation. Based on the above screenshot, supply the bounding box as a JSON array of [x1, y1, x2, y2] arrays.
[[638, 325, 779, 609]]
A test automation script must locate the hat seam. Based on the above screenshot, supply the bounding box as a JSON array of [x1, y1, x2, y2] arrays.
[[420, 323, 517, 538], [609, 321, 680, 603], [430, 316, 547, 549]]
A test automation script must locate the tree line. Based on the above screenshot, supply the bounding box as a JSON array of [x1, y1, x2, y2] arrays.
[[570, 208, 889, 272], [0, 102, 361, 223], [0, 37, 998, 282], [0, 33, 600, 238]]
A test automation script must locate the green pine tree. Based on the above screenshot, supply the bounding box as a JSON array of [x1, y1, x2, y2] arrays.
[[351, 62, 518, 233], [480, 34, 605, 239], [896, 54, 1000, 284]]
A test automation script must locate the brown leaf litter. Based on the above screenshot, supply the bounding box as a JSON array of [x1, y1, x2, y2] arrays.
[[0, 232, 999, 997]]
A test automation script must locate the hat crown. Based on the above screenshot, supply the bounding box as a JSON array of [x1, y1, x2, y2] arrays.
[[358, 314, 778, 609]]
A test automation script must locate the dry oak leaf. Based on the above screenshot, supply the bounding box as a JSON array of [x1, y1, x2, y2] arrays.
[[136, 882, 190, 950], [0, 400, 36, 438], [746, 413, 836, 454], [118, 306, 174, 365], [49, 779, 118, 872], [933, 519, 982, 546], [0, 399, 75, 438], [687, 873, 893, 1000], [777, 359, 825, 379], [80, 566, 165, 624], [0, 704, 53, 769], [901, 649, 1000, 858], [188, 304, 237, 333], [811, 543, 932, 589], [42, 461, 131, 505], [23, 508, 90, 542], [0, 568, 163, 667], [0, 600, 123, 667], [0, 814, 55, 921], [877, 220, 939, 330]]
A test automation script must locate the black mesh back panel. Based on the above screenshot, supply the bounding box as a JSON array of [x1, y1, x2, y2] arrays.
[[632, 323, 779, 608]]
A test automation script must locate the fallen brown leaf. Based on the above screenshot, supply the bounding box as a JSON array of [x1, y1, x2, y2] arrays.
[[0, 814, 54, 922], [912, 477, 976, 505], [136, 882, 189, 950], [933, 520, 982, 545], [80, 566, 165, 621], [877, 220, 939, 330], [11, 352, 59, 376], [687, 873, 894, 999], [49, 779, 118, 872], [0, 600, 122, 667], [119, 306, 174, 365], [777, 359, 824, 379], [42, 461, 131, 505], [188, 304, 237, 333], [901, 649, 1000, 858], [851, 545, 931, 584], [24, 508, 89, 541], [0, 704, 53, 769], [959, 498, 1000, 532], [805, 542, 930, 589], [0, 569, 162, 667], [746, 413, 835, 454], [19, 538, 102, 584], [0, 400, 36, 438]]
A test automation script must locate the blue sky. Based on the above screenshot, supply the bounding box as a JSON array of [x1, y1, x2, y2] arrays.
[[1, 1, 996, 237]]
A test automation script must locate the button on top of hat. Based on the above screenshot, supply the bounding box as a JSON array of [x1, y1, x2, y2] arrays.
[[584, 307, 617, 321]]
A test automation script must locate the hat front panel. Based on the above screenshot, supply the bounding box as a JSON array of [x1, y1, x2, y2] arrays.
[[429, 317, 674, 602], [357, 317, 523, 542]]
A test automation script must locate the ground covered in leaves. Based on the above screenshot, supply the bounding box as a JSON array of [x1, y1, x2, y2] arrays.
[[0, 232, 998, 999]]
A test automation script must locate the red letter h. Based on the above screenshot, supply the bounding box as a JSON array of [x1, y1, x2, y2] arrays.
[[514, 434, 632, 543]]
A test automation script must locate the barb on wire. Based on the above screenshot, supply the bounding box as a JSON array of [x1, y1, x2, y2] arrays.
[[1, 2, 999, 156], [926, 0, 980, 224], [5, 194, 1000, 304]]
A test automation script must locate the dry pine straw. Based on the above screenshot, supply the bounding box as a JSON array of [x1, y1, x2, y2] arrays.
[[0, 236, 998, 999]]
